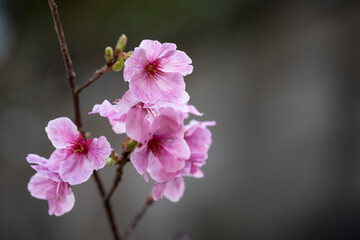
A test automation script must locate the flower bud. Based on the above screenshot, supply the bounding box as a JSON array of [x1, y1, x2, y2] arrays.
[[116, 34, 127, 52], [104, 47, 113, 62], [122, 51, 133, 61], [122, 137, 138, 153], [112, 58, 124, 72]]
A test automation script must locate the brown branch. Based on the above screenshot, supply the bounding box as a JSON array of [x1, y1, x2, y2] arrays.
[[47, 1, 121, 239], [92, 170, 106, 197], [123, 195, 155, 240], [105, 151, 131, 203], [75, 49, 121, 94]]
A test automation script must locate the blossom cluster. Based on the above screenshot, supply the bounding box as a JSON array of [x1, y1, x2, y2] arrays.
[[26, 39, 214, 216], [92, 40, 215, 202], [27, 117, 111, 215]]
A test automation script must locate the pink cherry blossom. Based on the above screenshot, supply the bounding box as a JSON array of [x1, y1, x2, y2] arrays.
[[45, 117, 111, 185], [130, 108, 190, 181], [90, 90, 201, 143], [185, 120, 216, 178], [27, 154, 75, 216], [152, 177, 185, 202], [124, 40, 193, 104]]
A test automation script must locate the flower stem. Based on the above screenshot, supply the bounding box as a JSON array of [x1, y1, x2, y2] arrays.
[[123, 195, 155, 240]]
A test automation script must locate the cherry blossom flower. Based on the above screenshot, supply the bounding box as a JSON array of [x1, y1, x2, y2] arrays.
[[91, 90, 200, 143], [27, 154, 75, 216], [130, 108, 190, 181], [123, 40, 193, 104], [151, 120, 215, 202], [45, 117, 111, 185], [185, 120, 216, 178]]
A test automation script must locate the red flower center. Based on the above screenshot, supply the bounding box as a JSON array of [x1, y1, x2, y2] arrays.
[[145, 60, 165, 80], [148, 138, 163, 156], [72, 142, 87, 154]]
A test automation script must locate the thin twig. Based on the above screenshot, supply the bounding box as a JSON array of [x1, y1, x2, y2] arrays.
[[47, 1, 121, 239], [92, 171, 106, 197], [75, 49, 121, 94], [105, 152, 130, 203], [123, 195, 155, 240]]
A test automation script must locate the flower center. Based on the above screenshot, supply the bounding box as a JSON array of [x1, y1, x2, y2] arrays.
[[145, 60, 165, 80], [72, 141, 88, 154], [148, 138, 163, 157]]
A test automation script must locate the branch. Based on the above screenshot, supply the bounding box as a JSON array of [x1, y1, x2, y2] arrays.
[[105, 151, 130, 203], [47, 0, 75, 89], [75, 49, 121, 94], [47, 1, 121, 239], [123, 195, 155, 240]]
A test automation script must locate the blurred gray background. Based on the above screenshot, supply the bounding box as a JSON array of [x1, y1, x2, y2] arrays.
[[1, 0, 360, 239]]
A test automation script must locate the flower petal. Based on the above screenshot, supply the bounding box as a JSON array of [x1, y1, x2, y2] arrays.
[[59, 154, 93, 185], [163, 177, 185, 202], [125, 107, 151, 143], [139, 40, 177, 61], [124, 48, 147, 82], [89, 100, 116, 117], [152, 182, 166, 201], [160, 50, 193, 76], [156, 146, 186, 173], [163, 138, 190, 161], [45, 117, 79, 149], [26, 154, 48, 165], [28, 173, 57, 200], [51, 182, 75, 216], [87, 136, 111, 170], [130, 145, 149, 181]]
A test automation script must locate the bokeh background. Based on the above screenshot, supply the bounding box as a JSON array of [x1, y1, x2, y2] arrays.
[[1, 0, 360, 239]]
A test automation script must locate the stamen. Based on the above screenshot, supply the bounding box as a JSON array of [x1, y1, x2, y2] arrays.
[[145, 60, 165, 80], [148, 139, 163, 157]]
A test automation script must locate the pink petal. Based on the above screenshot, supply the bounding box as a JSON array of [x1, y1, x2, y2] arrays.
[[156, 147, 186, 173], [148, 154, 189, 183], [139, 40, 177, 61], [163, 177, 185, 202], [125, 107, 150, 143], [130, 145, 149, 181], [89, 100, 116, 117], [190, 166, 204, 178], [47, 149, 69, 173], [87, 136, 111, 170], [129, 71, 185, 104], [160, 50, 193, 76], [150, 107, 182, 136], [185, 121, 214, 155], [188, 105, 203, 116], [115, 90, 140, 116], [154, 72, 185, 102], [111, 121, 126, 134], [45, 117, 79, 149], [28, 173, 57, 200], [163, 138, 190, 161], [59, 154, 93, 185], [151, 182, 166, 201], [26, 154, 48, 165], [124, 48, 148, 82], [51, 182, 75, 216]]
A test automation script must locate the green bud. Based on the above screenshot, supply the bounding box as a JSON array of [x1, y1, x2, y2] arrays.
[[123, 51, 133, 60], [104, 47, 113, 62], [106, 156, 117, 166], [126, 139, 138, 152], [116, 34, 127, 52], [112, 58, 124, 72]]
